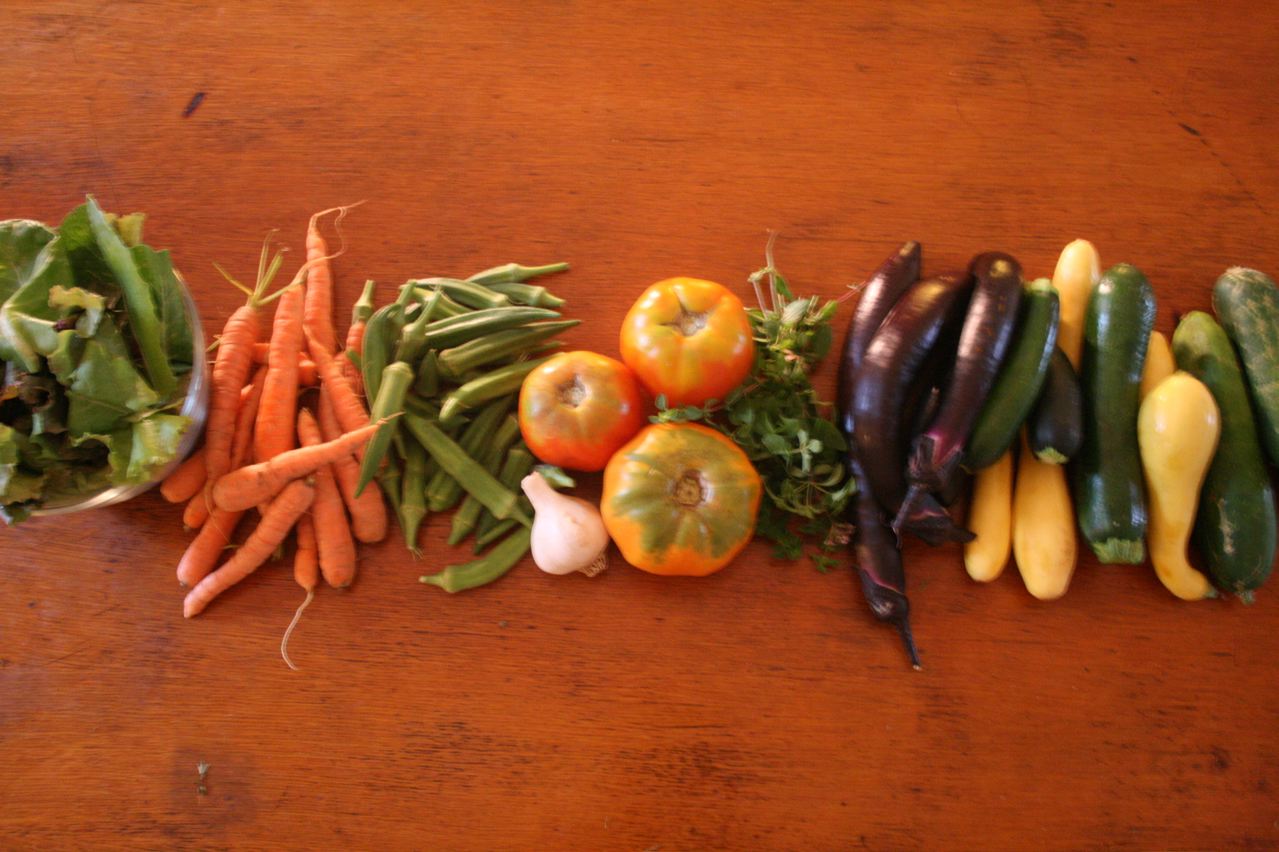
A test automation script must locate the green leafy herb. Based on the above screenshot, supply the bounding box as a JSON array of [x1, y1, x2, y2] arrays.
[[655, 234, 855, 567]]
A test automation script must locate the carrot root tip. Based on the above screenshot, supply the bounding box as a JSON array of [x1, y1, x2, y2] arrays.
[[280, 588, 315, 672]]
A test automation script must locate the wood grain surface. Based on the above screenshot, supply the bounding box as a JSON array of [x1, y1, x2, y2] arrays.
[[3, 2, 1278, 849]]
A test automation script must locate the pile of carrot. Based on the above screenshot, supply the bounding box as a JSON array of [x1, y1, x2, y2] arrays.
[[158, 206, 389, 663]]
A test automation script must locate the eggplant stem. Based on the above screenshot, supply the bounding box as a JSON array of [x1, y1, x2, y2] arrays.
[[896, 617, 922, 671]]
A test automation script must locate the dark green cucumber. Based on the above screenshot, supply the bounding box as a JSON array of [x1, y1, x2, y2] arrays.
[[1171, 311, 1276, 601], [1072, 263, 1155, 564], [1028, 347, 1082, 464], [1212, 266, 1279, 466], [965, 277, 1060, 469]]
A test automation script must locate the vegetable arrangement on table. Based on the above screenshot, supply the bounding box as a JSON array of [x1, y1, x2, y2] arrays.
[[8, 197, 1276, 673]]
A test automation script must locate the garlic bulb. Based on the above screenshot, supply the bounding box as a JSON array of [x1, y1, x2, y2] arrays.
[[521, 471, 609, 576]]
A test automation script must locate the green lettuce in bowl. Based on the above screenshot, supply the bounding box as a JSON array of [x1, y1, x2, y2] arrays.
[[0, 196, 206, 523]]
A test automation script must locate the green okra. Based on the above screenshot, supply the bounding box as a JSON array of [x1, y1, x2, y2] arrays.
[[436, 320, 579, 378], [448, 416, 521, 546], [421, 527, 532, 593], [420, 306, 561, 350], [400, 438, 428, 556], [438, 356, 551, 425], [407, 413, 530, 525], [475, 446, 536, 547], [420, 396, 510, 512], [356, 361, 414, 495], [410, 277, 510, 310], [466, 261, 569, 286], [484, 281, 566, 309]]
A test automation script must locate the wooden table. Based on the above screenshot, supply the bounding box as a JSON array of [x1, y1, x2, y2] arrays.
[[4, 2, 1277, 849]]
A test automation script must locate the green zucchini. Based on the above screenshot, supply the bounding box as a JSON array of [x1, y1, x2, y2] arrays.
[[965, 278, 1060, 470], [1028, 347, 1082, 464], [1171, 311, 1276, 601], [1072, 263, 1155, 564], [1212, 266, 1279, 466]]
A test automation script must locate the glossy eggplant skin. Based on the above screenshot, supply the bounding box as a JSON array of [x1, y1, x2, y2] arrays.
[[852, 272, 974, 514], [836, 243, 926, 670], [906, 251, 1023, 494], [836, 241, 922, 441]]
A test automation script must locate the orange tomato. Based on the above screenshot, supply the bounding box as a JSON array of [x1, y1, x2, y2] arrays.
[[601, 422, 761, 576], [619, 277, 754, 407], [518, 350, 646, 472]]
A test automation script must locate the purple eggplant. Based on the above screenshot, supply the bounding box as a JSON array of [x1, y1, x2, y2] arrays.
[[896, 252, 1023, 533], [851, 485, 921, 670], [837, 242, 925, 670], [837, 241, 922, 442], [852, 272, 975, 543]]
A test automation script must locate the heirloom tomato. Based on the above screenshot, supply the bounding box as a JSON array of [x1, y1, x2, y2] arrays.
[[619, 277, 754, 407], [518, 351, 646, 472], [601, 423, 762, 576]]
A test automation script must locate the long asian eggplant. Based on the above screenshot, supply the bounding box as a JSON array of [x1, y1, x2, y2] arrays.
[[837, 240, 922, 438], [897, 252, 1022, 528], [854, 272, 975, 545], [837, 241, 924, 670]]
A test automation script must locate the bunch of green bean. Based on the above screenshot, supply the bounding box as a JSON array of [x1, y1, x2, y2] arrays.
[[347, 261, 577, 592]]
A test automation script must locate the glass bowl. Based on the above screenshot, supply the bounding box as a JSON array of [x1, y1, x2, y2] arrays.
[[30, 271, 209, 516]]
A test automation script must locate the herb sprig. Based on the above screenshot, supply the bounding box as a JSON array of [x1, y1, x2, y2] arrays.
[[655, 235, 855, 569]]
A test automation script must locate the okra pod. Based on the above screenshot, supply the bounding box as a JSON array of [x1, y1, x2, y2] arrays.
[[362, 293, 411, 403], [421, 527, 532, 593], [421, 397, 510, 512], [356, 361, 415, 495], [414, 351, 440, 398], [404, 391, 440, 422], [400, 438, 428, 555], [485, 281, 566, 309], [377, 443, 404, 518], [351, 279, 377, 326], [407, 413, 531, 524], [421, 306, 562, 350], [438, 357, 552, 424], [475, 447, 536, 547], [397, 289, 443, 365], [436, 320, 580, 378], [448, 416, 521, 546], [410, 277, 510, 310], [466, 261, 569, 286]]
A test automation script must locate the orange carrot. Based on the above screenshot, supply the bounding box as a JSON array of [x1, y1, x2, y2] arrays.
[[281, 513, 319, 671], [206, 304, 262, 485], [233, 367, 269, 467], [212, 418, 387, 512], [161, 447, 208, 503], [177, 371, 268, 586], [298, 409, 357, 588], [183, 478, 315, 618], [177, 507, 246, 588], [318, 382, 388, 543], [342, 320, 366, 397], [302, 208, 338, 353], [250, 342, 319, 385], [254, 281, 304, 463], [294, 514, 319, 591], [306, 329, 369, 436], [183, 489, 210, 529]]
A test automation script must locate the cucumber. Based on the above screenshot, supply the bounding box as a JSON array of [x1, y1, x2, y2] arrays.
[[965, 278, 1060, 470], [1171, 311, 1276, 601], [1072, 263, 1155, 564], [1212, 266, 1279, 466], [1029, 347, 1082, 464]]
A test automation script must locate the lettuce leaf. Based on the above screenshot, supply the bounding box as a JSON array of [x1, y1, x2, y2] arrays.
[[0, 219, 57, 304], [0, 234, 75, 372]]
